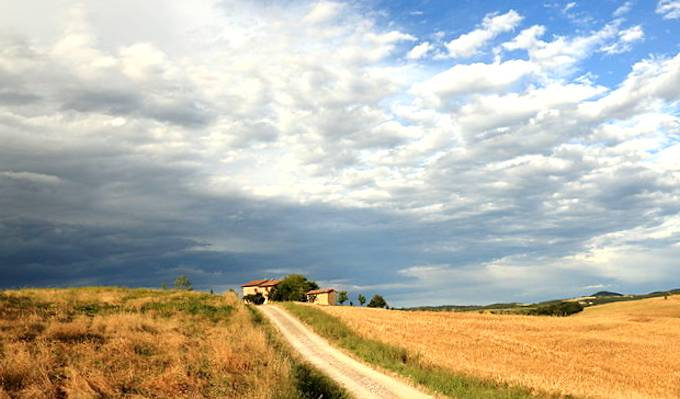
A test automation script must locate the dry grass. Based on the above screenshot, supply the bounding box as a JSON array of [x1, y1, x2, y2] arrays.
[[0, 287, 297, 399], [320, 295, 680, 399], [577, 294, 680, 319]]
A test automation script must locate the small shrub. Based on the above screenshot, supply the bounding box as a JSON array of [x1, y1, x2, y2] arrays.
[[367, 294, 388, 308], [74, 302, 120, 317], [243, 293, 266, 305], [337, 291, 349, 305], [528, 301, 583, 316], [174, 275, 192, 290]]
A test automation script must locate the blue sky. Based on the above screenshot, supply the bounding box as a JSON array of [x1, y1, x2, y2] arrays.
[[0, 0, 679, 306]]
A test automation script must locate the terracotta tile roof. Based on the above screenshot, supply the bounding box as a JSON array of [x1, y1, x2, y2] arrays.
[[241, 279, 281, 287], [241, 279, 269, 287], [307, 288, 335, 295]]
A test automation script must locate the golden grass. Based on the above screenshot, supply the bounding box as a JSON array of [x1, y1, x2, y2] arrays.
[[577, 295, 680, 319], [0, 287, 296, 399], [320, 295, 680, 399]]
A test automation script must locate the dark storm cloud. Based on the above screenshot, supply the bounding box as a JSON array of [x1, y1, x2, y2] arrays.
[[0, 89, 40, 106], [62, 89, 142, 115]]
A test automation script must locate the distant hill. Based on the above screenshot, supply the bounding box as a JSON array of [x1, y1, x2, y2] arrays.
[[591, 291, 623, 297], [401, 288, 680, 315]]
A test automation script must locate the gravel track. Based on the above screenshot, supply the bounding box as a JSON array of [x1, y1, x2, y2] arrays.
[[258, 304, 433, 399]]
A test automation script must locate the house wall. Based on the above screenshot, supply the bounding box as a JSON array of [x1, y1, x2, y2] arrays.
[[309, 291, 337, 306], [242, 286, 274, 303], [242, 286, 260, 297], [326, 291, 337, 306]]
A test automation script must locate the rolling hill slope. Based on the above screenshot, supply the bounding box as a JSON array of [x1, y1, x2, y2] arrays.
[[320, 294, 680, 399], [0, 287, 345, 399]]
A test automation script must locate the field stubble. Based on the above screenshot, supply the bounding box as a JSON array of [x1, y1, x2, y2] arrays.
[[320, 295, 680, 399]]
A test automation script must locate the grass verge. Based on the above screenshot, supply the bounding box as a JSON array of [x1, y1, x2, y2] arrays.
[[282, 302, 569, 399], [246, 305, 350, 399]]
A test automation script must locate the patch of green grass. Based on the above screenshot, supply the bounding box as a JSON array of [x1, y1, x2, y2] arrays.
[[291, 362, 348, 399], [246, 306, 350, 399], [0, 293, 54, 319], [121, 288, 177, 302], [282, 303, 567, 399], [139, 294, 234, 322], [73, 302, 122, 317]]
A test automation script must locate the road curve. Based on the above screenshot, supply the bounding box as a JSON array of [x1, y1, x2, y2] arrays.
[[258, 304, 433, 399]]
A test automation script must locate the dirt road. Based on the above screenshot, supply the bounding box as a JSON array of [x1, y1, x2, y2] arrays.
[[258, 305, 433, 399]]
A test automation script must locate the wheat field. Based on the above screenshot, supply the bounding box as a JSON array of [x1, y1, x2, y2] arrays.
[[0, 288, 297, 399], [320, 295, 680, 399]]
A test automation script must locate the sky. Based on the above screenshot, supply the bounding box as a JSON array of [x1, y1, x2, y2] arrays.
[[0, 0, 679, 307]]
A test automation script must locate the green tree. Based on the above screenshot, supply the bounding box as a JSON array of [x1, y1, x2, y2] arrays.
[[357, 294, 366, 306], [174, 275, 192, 290], [367, 294, 387, 308], [268, 274, 319, 302], [338, 290, 349, 305]]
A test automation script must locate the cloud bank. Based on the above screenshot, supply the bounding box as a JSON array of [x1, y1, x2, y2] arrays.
[[1, 0, 678, 306]]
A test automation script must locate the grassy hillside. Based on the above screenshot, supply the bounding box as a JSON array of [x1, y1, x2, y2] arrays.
[[402, 288, 680, 314], [577, 293, 680, 319], [318, 296, 680, 399], [0, 287, 346, 399]]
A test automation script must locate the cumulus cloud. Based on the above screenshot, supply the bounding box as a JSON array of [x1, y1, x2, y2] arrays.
[[406, 42, 432, 60], [656, 0, 680, 19], [411, 60, 537, 107], [600, 25, 644, 54], [501, 21, 645, 76], [613, 1, 633, 17], [445, 10, 523, 58], [303, 1, 344, 24]]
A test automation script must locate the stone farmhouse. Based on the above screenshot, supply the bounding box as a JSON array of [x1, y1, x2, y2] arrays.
[[241, 279, 280, 303]]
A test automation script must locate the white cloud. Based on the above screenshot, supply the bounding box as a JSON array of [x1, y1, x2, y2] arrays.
[[579, 53, 680, 120], [652, 143, 680, 171], [600, 25, 644, 54], [303, 1, 344, 24], [501, 21, 627, 76], [411, 59, 537, 107], [613, 1, 633, 17], [656, 0, 680, 19], [619, 25, 644, 42], [445, 10, 523, 58], [119, 43, 168, 80], [406, 41, 432, 60], [562, 2, 577, 13], [502, 25, 546, 51], [0, 171, 62, 185]]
